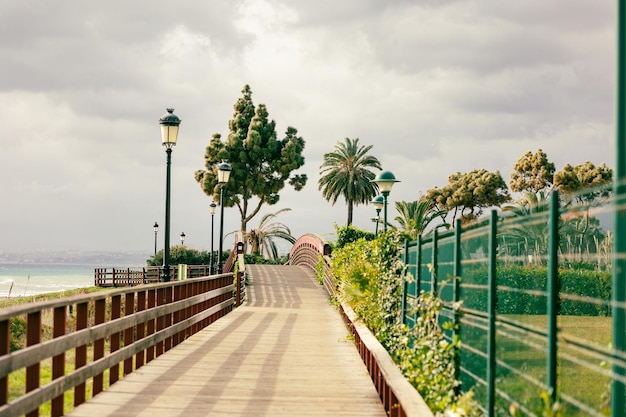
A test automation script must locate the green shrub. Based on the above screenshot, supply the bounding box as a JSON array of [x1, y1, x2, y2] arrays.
[[315, 254, 325, 285], [10, 317, 26, 352], [460, 264, 611, 316], [334, 224, 375, 249], [391, 290, 460, 413]]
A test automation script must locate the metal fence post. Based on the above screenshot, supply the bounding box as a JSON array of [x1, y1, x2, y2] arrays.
[[416, 235, 422, 296], [487, 210, 498, 417], [614, 2, 626, 416], [402, 239, 410, 325], [432, 228, 439, 295], [453, 218, 462, 392], [547, 191, 560, 401]]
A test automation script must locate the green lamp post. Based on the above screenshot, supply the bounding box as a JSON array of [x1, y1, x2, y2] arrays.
[[209, 201, 217, 274], [372, 195, 385, 235], [153, 222, 159, 256], [372, 171, 399, 232], [159, 108, 181, 282], [217, 161, 232, 273]]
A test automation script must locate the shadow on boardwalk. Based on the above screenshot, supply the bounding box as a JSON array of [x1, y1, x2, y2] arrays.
[[68, 264, 386, 417]]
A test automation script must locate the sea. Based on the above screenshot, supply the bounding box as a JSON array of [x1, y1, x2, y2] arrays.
[[0, 264, 96, 298]]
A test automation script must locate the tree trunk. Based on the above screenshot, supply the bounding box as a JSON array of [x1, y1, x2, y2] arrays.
[[347, 202, 353, 225]]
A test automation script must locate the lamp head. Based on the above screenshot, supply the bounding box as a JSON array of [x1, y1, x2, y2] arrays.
[[217, 160, 232, 184], [372, 170, 399, 195], [159, 108, 181, 149], [372, 195, 385, 211]]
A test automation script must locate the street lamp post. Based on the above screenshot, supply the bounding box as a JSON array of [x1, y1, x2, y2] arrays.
[[180, 232, 186, 246], [153, 222, 159, 256], [372, 170, 399, 232], [371, 195, 384, 236], [217, 161, 232, 274], [159, 108, 181, 282], [209, 201, 217, 274]]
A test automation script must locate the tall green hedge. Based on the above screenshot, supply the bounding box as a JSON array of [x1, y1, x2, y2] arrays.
[[460, 264, 611, 316]]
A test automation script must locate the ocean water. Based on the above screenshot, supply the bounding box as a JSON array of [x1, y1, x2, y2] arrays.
[[0, 264, 95, 298]]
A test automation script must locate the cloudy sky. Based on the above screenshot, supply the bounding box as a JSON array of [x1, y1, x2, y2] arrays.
[[0, 0, 616, 258]]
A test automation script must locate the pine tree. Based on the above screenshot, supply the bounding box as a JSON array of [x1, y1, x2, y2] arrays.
[[194, 85, 307, 233]]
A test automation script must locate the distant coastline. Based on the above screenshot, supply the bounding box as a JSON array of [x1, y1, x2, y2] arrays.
[[0, 250, 150, 267]]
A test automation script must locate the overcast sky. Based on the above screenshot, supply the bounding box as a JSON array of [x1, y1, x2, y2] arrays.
[[0, 0, 616, 258]]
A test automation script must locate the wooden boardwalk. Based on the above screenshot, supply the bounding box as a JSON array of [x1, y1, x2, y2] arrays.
[[67, 264, 387, 417]]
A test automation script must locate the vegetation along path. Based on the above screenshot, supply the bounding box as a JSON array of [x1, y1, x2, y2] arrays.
[[67, 264, 386, 417]]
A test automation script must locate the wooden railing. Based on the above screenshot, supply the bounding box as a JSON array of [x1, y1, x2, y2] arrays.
[[0, 272, 238, 417], [95, 237, 244, 287], [94, 265, 214, 286]]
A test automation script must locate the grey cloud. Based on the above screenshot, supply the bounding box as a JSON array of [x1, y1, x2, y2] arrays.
[[0, 0, 615, 252]]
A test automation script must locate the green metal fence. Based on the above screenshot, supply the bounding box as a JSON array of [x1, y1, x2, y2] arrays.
[[402, 188, 625, 417]]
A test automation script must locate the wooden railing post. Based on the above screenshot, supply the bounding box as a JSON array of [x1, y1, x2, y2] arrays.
[[173, 285, 182, 347], [124, 293, 135, 375], [146, 289, 156, 363], [236, 271, 242, 307], [110, 295, 121, 386], [136, 290, 147, 368], [165, 286, 173, 352], [0, 319, 7, 407], [26, 311, 41, 417], [74, 302, 89, 407], [51, 306, 66, 417], [156, 288, 165, 357], [93, 298, 106, 395]]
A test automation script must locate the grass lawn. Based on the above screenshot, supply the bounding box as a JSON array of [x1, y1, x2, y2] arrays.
[[506, 314, 613, 345], [493, 314, 613, 416]]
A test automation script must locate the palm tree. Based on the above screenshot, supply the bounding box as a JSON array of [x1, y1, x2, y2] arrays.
[[501, 191, 550, 261], [318, 138, 382, 225], [245, 208, 296, 260], [394, 200, 448, 239]]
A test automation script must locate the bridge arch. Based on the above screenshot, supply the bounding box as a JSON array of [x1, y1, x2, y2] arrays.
[[288, 234, 334, 294]]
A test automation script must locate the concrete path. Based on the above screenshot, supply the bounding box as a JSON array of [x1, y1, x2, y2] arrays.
[[67, 264, 387, 417]]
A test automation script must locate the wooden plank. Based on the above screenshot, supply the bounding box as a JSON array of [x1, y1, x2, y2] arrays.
[[67, 265, 387, 417]]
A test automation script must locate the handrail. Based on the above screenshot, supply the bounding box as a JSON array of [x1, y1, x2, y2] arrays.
[[0, 272, 235, 417], [223, 231, 245, 273], [340, 303, 435, 417]]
